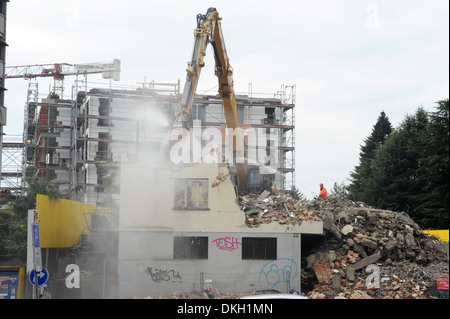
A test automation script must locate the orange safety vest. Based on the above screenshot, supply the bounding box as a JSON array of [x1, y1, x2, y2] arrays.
[[319, 187, 328, 198]]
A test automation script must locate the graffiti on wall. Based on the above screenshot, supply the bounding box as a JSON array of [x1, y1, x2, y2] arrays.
[[258, 258, 298, 291], [145, 267, 182, 283], [212, 237, 242, 252]]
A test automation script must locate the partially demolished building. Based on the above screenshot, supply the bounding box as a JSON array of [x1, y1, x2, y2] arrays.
[[15, 78, 312, 298]]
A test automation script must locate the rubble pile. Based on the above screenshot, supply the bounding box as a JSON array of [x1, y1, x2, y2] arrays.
[[238, 191, 322, 227], [300, 196, 449, 299], [238, 193, 448, 299]]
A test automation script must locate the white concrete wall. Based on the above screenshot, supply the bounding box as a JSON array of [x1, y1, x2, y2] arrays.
[[117, 231, 302, 297]]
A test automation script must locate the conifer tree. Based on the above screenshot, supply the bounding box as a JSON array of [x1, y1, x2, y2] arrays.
[[415, 99, 449, 228], [370, 108, 429, 214], [348, 111, 393, 202], [348, 100, 449, 229]]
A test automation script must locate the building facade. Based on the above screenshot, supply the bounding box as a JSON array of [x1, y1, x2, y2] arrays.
[[117, 161, 322, 297]]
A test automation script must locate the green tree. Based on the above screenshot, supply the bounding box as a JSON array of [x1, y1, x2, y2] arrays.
[[348, 111, 393, 203], [370, 108, 429, 214], [414, 99, 449, 228], [1, 179, 60, 255], [348, 100, 449, 229], [0, 221, 27, 255], [10, 179, 61, 219]]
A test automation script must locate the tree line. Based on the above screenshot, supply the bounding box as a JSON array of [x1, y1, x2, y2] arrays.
[[346, 99, 449, 229]]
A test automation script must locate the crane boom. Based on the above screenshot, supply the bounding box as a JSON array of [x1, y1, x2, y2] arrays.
[[178, 7, 247, 190], [5, 59, 121, 80]]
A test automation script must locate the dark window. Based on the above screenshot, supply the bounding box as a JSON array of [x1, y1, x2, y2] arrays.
[[98, 98, 110, 126], [242, 237, 277, 260], [174, 236, 208, 259]]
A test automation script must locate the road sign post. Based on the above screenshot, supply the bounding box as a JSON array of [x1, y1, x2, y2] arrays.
[[32, 223, 42, 272], [31, 214, 46, 299]]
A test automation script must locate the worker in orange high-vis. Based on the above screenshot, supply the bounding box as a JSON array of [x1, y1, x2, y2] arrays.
[[319, 183, 328, 198]]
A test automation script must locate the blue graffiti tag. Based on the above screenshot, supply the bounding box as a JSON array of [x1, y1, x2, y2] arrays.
[[258, 258, 298, 291]]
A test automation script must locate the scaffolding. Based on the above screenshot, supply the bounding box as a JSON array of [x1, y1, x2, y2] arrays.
[[275, 84, 296, 193], [189, 84, 296, 193], [12, 77, 296, 204], [0, 137, 23, 202]]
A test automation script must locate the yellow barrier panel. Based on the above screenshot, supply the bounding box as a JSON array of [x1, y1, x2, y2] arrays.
[[423, 230, 449, 242], [36, 194, 108, 248]]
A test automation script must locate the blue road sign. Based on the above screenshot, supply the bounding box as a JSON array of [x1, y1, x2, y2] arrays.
[[29, 268, 49, 286], [32, 223, 40, 248]]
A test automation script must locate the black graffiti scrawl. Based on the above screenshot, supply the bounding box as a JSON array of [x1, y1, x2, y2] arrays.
[[145, 267, 182, 282]]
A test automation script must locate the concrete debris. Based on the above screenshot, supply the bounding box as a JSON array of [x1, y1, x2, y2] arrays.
[[313, 262, 333, 284], [238, 193, 322, 227], [212, 164, 230, 188], [302, 196, 449, 299]]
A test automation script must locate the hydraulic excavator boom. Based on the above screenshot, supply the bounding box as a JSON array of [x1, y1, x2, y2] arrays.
[[177, 7, 247, 191]]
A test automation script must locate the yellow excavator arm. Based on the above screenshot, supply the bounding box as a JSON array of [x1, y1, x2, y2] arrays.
[[178, 7, 247, 190]]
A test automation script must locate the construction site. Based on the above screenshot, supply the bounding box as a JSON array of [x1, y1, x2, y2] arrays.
[[1, 4, 448, 301]]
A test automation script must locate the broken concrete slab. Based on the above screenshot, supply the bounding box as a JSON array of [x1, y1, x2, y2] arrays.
[[361, 238, 378, 251], [385, 240, 397, 252], [322, 216, 333, 230], [350, 252, 381, 270], [346, 267, 355, 281], [329, 224, 342, 240], [395, 213, 415, 226], [405, 233, 417, 249], [256, 190, 271, 202], [341, 224, 353, 235], [332, 274, 341, 290]]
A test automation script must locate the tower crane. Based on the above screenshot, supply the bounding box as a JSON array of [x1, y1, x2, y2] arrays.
[[5, 59, 121, 98]]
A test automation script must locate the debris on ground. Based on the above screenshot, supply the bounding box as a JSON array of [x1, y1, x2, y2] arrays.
[[301, 196, 449, 299], [212, 162, 230, 188], [238, 193, 448, 299]]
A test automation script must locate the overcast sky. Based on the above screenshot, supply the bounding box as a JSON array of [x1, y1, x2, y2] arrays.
[[4, 0, 449, 199]]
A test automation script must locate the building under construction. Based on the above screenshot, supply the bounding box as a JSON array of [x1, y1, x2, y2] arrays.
[[3, 74, 296, 206]]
